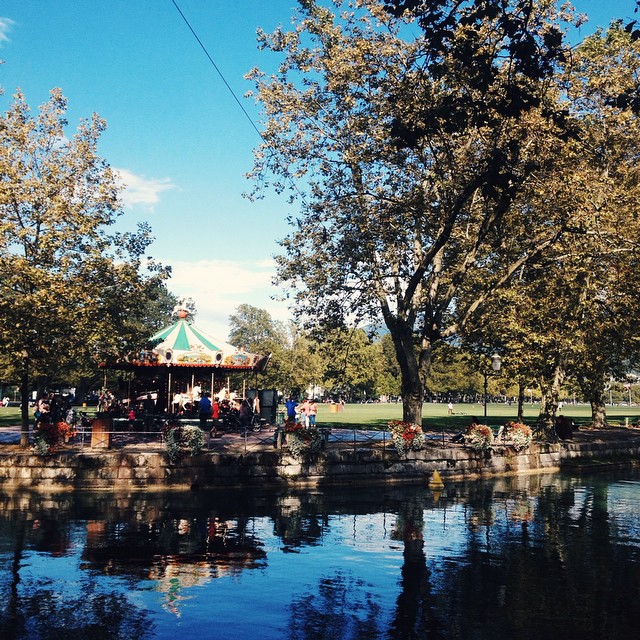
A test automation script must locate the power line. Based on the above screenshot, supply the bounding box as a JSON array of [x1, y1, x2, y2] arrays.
[[170, 0, 309, 206], [171, 0, 264, 140]]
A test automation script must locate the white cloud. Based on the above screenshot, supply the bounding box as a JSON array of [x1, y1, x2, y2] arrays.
[[166, 258, 291, 339], [114, 168, 176, 209], [0, 18, 14, 46]]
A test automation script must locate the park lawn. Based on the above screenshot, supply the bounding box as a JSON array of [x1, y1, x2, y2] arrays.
[[0, 406, 97, 429], [316, 401, 640, 431], [2, 402, 638, 431]]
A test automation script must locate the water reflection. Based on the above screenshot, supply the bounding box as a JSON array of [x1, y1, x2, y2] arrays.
[[0, 471, 639, 639]]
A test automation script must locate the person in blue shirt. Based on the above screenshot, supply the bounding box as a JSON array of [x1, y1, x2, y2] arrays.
[[199, 393, 212, 430], [285, 397, 298, 421]]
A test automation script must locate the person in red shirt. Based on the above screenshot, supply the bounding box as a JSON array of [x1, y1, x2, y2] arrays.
[[210, 398, 220, 438]]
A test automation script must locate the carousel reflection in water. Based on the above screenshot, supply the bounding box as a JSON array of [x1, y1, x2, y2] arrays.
[[81, 512, 267, 617], [1, 472, 640, 639]]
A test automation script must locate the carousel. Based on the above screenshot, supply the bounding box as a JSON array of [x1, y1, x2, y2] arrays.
[[100, 309, 271, 416]]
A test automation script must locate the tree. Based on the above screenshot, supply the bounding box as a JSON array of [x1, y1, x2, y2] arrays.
[[228, 303, 287, 352], [277, 324, 326, 397], [71, 280, 181, 401], [459, 21, 640, 434], [248, 0, 580, 425], [318, 327, 384, 400], [227, 303, 291, 391], [564, 23, 640, 427], [378, 332, 402, 398], [0, 89, 169, 445]]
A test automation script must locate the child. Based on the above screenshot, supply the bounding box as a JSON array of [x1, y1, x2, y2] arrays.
[[128, 407, 136, 431]]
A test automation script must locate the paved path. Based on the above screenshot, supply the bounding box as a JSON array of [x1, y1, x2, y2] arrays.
[[0, 426, 27, 445]]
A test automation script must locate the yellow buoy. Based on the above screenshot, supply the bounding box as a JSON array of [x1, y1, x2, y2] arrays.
[[428, 469, 445, 488]]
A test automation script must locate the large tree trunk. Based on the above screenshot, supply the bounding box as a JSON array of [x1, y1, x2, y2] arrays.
[[390, 321, 431, 426], [578, 373, 608, 429], [517, 381, 525, 421], [20, 363, 30, 449], [590, 396, 607, 429], [537, 363, 565, 440]]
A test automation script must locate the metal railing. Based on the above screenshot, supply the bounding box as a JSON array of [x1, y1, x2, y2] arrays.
[[0, 420, 454, 454]]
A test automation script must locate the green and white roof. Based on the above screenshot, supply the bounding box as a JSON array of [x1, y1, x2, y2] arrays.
[[148, 318, 258, 369]]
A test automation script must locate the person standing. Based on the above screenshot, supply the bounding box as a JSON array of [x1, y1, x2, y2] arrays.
[[300, 398, 311, 427], [210, 398, 220, 437], [143, 394, 156, 432], [35, 394, 50, 428], [128, 407, 136, 431], [239, 397, 253, 429], [285, 397, 298, 421], [308, 398, 318, 427], [199, 393, 212, 430]]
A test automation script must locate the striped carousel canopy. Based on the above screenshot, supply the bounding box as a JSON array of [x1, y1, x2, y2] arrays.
[[148, 315, 258, 369]]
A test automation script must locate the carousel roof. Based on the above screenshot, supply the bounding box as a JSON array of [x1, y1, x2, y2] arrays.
[[149, 318, 257, 368], [102, 312, 270, 372]]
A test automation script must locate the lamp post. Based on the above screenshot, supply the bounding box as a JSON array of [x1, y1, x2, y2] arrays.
[[483, 353, 502, 418]]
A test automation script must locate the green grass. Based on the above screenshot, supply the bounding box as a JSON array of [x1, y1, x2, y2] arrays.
[[314, 401, 640, 431], [3, 402, 638, 432], [0, 406, 96, 428]]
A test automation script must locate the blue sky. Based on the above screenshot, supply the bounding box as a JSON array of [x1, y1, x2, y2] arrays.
[[0, 0, 636, 339]]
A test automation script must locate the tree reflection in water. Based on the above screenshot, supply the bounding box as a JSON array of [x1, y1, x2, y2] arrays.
[[1, 474, 640, 639], [287, 573, 381, 640], [2, 527, 152, 640]]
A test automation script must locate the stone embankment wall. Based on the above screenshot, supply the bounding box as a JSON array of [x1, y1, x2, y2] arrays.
[[1, 438, 640, 491]]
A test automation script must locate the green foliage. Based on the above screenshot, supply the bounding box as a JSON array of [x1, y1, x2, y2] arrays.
[[0, 89, 170, 427], [165, 424, 205, 463], [228, 303, 286, 351], [228, 303, 294, 391], [465, 423, 494, 452], [318, 327, 383, 399], [248, 0, 584, 426], [283, 422, 323, 459], [427, 345, 479, 397], [388, 420, 425, 456], [459, 22, 640, 430]]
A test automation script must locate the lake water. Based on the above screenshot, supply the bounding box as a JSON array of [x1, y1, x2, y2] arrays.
[[1, 470, 640, 640]]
